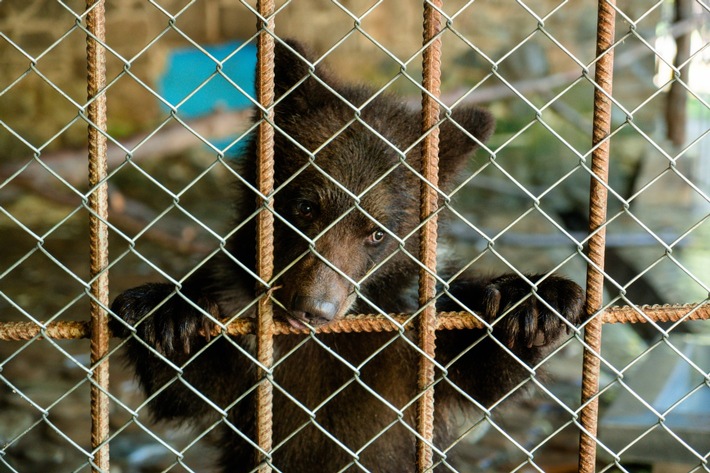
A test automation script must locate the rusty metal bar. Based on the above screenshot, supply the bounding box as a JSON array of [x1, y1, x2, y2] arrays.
[[254, 2, 276, 471], [417, 0, 444, 470], [579, 1, 617, 472], [86, 0, 110, 471]]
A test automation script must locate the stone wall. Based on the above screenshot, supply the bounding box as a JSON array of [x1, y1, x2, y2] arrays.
[[0, 0, 660, 159]]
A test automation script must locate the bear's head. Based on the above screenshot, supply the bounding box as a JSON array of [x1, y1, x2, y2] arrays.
[[243, 40, 495, 329]]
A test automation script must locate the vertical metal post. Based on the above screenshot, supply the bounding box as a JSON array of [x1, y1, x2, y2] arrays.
[[579, 1, 616, 472], [255, 2, 275, 471], [417, 0, 443, 470], [665, 0, 692, 146], [86, 0, 110, 471]]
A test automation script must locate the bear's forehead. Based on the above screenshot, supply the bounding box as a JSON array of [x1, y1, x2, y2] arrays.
[[278, 119, 413, 168], [274, 95, 421, 197], [283, 162, 401, 197], [278, 94, 417, 150]]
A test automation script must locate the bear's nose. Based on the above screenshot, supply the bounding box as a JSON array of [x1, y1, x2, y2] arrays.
[[291, 296, 338, 326]]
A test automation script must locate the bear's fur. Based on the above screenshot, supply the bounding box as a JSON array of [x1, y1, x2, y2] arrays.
[[111, 39, 585, 472]]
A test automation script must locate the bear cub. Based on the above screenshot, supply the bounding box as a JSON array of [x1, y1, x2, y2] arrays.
[[111, 39, 585, 472]]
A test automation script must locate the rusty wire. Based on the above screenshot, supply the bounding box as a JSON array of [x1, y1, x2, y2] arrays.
[[578, 1, 617, 472], [85, 0, 110, 471]]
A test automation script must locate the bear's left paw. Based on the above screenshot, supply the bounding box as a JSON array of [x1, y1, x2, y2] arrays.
[[482, 274, 585, 349]]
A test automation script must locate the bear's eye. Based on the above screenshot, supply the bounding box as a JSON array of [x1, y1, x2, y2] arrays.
[[294, 200, 315, 219], [366, 229, 386, 245]]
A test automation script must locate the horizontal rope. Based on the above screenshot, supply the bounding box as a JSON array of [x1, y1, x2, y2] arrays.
[[0, 303, 707, 341], [0, 321, 91, 341]]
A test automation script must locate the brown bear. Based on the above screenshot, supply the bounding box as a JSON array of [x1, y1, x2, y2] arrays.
[[110, 39, 585, 472]]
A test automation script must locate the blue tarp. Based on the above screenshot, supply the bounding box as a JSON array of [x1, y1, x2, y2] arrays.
[[157, 41, 257, 118]]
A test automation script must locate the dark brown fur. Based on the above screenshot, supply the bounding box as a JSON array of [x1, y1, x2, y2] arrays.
[[111, 40, 585, 472]]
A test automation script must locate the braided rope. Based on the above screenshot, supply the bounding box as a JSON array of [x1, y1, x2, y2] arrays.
[[603, 303, 710, 324], [225, 304, 710, 334], [417, 0, 444, 469], [0, 321, 92, 340], [1, 304, 707, 341], [86, 1, 110, 471], [579, 1, 617, 472], [254, 3, 276, 471]]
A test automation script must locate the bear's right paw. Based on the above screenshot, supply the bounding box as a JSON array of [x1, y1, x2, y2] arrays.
[[110, 283, 218, 358]]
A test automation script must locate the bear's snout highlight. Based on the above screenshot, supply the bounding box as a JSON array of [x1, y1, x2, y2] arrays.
[[290, 295, 338, 326]]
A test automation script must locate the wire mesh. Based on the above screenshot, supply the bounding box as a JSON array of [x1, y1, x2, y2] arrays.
[[1, 1, 709, 472]]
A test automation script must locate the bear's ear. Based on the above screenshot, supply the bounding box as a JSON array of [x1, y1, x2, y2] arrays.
[[437, 105, 495, 187], [273, 39, 334, 113]]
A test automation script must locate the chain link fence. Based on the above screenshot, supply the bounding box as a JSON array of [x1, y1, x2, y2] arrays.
[[1, 0, 709, 472]]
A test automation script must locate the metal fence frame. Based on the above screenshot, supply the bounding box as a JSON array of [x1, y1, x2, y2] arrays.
[[1, 1, 709, 472]]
